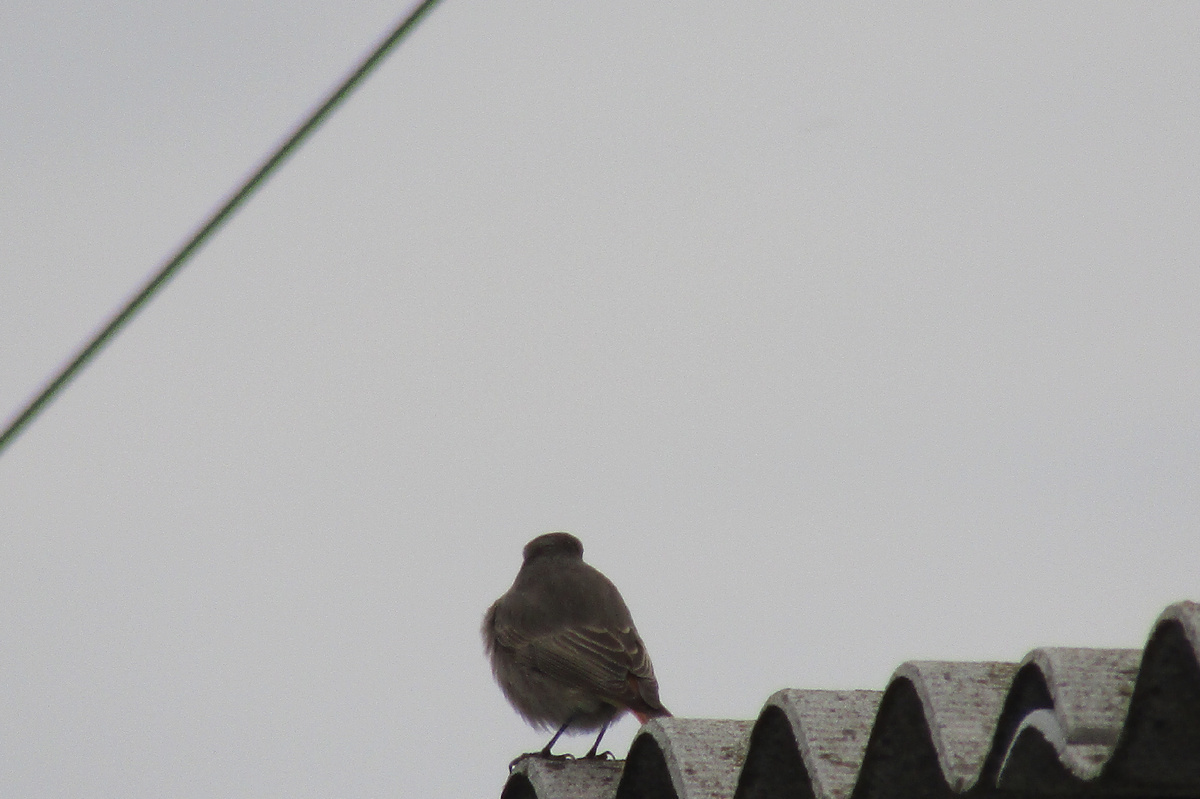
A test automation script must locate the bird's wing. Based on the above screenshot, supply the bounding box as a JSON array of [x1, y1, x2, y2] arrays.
[[495, 620, 657, 706]]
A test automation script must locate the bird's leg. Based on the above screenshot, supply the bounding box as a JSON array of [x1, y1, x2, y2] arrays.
[[540, 715, 577, 757], [583, 719, 612, 759], [509, 715, 581, 770]]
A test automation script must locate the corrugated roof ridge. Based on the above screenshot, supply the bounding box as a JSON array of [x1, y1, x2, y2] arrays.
[[1086, 598, 1200, 792], [617, 718, 753, 799], [766, 689, 880, 799], [1027, 648, 1139, 751], [992, 650, 1137, 785], [890, 660, 1017, 791], [1159, 599, 1200, 660], [495, 600, 1200, 799], [503, 757, 623, 799]]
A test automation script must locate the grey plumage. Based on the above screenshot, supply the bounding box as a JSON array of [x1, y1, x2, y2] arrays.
[[483, 532, 669, 758]]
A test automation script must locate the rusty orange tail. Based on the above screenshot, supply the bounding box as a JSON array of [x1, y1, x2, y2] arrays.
[[632, 706, 672, 724]]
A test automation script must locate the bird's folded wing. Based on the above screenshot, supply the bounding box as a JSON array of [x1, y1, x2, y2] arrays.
[[497, 621, 656, 702]]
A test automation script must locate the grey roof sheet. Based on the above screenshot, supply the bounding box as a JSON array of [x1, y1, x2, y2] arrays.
[[503, 758, 622, 799], [617, 718, 753, 799], [737, 689, 880, 799], [497, 599, 1200, 799], [993, 647, 1141, 782]]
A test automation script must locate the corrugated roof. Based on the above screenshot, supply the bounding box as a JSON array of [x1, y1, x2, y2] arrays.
[[617, 719, 753, 799], [502, 758, 622, 799], [497, 599, 1200, 799]]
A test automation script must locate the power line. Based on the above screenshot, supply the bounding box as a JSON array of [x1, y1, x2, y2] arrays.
[[0, 0, 445, 457]]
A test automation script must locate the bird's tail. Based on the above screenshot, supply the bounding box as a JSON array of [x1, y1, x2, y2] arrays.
[[627, 673, 671, 724], [632, 705, 671, 724]]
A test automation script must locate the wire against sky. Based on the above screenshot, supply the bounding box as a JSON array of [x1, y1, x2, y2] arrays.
[[0, 0, 446, 458]]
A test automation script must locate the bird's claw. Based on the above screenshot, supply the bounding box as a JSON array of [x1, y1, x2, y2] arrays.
[[508, 751, 575, 771], [584, 750, 616, 761]]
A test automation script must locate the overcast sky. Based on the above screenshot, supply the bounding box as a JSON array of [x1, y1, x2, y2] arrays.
[[2, 2, 1198, 797]]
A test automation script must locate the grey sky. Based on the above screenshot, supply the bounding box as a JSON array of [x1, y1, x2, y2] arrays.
[[2, 2, 1198, 797]]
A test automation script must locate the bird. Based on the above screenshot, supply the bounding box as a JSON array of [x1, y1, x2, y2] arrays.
[[483, 532, 670, 762]]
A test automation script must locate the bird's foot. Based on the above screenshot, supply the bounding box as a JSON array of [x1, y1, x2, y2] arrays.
[[508, 750, 575, 771], [583, 750, 616, 761]]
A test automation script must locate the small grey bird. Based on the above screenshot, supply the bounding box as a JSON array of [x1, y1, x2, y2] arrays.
[[483, 532, 671, 760]]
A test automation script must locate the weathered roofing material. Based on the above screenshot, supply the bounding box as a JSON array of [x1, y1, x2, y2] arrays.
[[850, 660, 1017, 799], [617, 719, 754, 799], [503, 758, 622, 799], [992, 647, 1140, 785], [735, 689, 881, 799], [497, 600, 1200, 799], [1002, 600, 1200, 794]]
